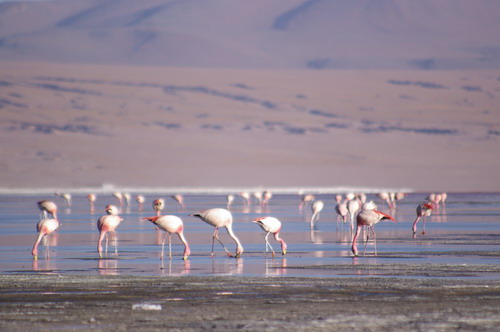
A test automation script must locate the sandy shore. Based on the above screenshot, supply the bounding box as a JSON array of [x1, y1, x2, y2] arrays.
[[1, 266, 500, 331]]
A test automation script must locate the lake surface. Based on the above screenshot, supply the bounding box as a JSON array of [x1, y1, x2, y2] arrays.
[[1, 192, 499, 278]]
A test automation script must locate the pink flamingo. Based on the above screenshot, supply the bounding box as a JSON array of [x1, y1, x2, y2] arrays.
[[347, 198, 360, 232], [136, 195, 145, 211], [112, 192, 123, 206], [253, 217, 287, 257], [87, 194, 96, 212], [226, 194, 234, 208], [262, 190, 273, 205], [171, 194, 184, 209], [97, 205, 123, 258], [240, 192, 250, 206], [299, 194, 315, 211], [377, 192, 392, 208], [37, 200, 58, 220], [143, 215, 190, 260], [191, 208, 243, 258], [55, 193, 71, 207], [352, 209, 396, 256], [412, 201, 434, 237], [335, 200, 348, 224], [310, 200, 324, 229], [152, 198, 165, 216], [335, 194, 343, 204], [32, 218, 60, 260]]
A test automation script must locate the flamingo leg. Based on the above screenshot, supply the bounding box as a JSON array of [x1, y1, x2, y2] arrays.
[[113, 232, 118, 256], [363, 226, 369, 255], [212, 227, 232, 257], [44, 236, 50, 260], [422, 216, 427, 235], [168, 233, 172, 260], [104, 233, 109, 257], [264, 232, 275, 257], [160, 232, 168, 259]]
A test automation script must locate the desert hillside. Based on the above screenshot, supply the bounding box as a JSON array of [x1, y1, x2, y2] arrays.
[[0, 0, 499, 69], [1, 61, 499, 192]]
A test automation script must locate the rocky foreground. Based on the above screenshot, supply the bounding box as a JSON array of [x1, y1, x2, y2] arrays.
[[1, 269, 500, 331]]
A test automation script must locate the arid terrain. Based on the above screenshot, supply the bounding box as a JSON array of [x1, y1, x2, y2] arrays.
[[1, 272, 500, 331], [1, 61, 499, 192]]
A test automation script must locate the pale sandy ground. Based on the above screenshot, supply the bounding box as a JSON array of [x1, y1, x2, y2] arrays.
[[1, 62, 499, 192], [1, 271, 500, 331]]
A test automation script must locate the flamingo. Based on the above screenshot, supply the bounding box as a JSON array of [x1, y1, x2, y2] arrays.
[[335, 194, 343, 204], [171, 194, 185, 209], [377, 192, 392, 208], [362, 200, 378, 211], [352, 209, 396, 256], [152, 199, 165, 216], [87, 194, 96, 212], [253, 217, 287, 257], [97, 205, 123, 258], [136, 195, 145, 211], [412, 201, 434, 237], [112, 192, 123, 206], [345, 193, 356, 201], [335, 200, 348, 224], [357, 193, 367, 204], [37, 200, 58, 220], [262, 190, 273, 205], [240, 192, 250, 206], [299, 194, 315, 211], [347, 198, 360, 232], [55, 193, 71, 207], [441, 192, 448, 208], [190, 208, 243, 258], [226, 194, 234, 208], [252, 192, 263, 205], [143, 215, 190, 260], [32, 217, 60, 260], [123, 193, 131, 207], [310, 200, 324, 229]]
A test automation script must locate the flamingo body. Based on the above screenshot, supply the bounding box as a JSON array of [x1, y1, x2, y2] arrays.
[[352, 209, 396, 256], [412, 202, 434, 236], [253, 216, 287, 256], [32, 218, 60, 260], [191, 208, 243, 257], [97, 205, 123, 258], [37, 200, 58, 219], [144, 215, 190, 260], [310, 200, 324, 228]]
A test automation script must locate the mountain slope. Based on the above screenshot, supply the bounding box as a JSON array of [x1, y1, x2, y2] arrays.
[[0, 0, 499, 69]]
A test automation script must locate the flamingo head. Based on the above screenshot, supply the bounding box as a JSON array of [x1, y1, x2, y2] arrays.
[[423, 202, 434, 210]]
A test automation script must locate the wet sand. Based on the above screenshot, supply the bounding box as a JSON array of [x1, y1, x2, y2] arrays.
[[1, 268, 500, 331]]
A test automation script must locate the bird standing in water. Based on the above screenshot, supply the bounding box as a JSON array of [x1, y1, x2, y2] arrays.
[[352, 209, 396, 256], [310, 200, 324, 229], [97, 205, 123, 258], [143, 215, 190, 261], [32, 217, 60, 260], [191, 208, 243, 258], [37, 200, 58, 220], [253, 216, 287, 257], [152, 199, 165, 216], [412, 201, 434, 237]]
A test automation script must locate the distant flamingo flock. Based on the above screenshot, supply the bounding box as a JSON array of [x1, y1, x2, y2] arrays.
[[32, 190, 447, 262]]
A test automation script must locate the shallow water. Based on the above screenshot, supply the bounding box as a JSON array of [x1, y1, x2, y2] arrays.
[[1, 192, 499, 279]]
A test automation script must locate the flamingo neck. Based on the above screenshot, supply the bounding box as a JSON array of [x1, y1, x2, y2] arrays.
[[225, 224, 243, 254]]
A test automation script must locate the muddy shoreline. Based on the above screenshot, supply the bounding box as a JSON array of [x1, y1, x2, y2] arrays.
[[1, 268, 500, 331]]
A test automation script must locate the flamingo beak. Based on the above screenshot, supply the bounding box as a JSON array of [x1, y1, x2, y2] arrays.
[[282, 250, 287, 255], [183, 255, 189, 261], [33, 255, 38, 261]]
